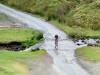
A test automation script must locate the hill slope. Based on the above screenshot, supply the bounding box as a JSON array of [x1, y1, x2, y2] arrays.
[[0, 0, 100, 38], [69, 0, 100, 30]]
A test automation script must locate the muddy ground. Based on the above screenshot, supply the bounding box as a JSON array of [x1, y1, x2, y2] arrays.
[[17, 53, 62, 75], [77, 56, 100, 75]]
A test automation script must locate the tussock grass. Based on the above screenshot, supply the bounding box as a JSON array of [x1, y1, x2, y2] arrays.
[[0, 0, 77, 22], [51, 20, 100, 39], [76, 47, 100, 61], [69, 0, 100, 30]]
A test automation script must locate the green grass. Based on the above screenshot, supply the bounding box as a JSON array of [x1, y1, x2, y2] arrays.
[[0, 28, 44, 49], [51, 20, 100, 39], [0, 50, 46, 75], [76, 46, 100, 61], [0, 28, 38, 43]]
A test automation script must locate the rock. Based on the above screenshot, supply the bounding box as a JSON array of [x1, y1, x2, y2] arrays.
[[74, 39, 79, 42], [77, 43, 81, 46], [84, 41, 87, 44], [80, 37, 85, 40], [82, 40, 85, 43], [88, 43, 94, 46], [96, 40, 100, 43]]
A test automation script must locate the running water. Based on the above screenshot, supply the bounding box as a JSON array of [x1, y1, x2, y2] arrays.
[[0, 4, 90, 75]]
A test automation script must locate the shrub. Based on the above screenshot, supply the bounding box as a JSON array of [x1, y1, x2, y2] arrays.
[[68, 32, 79, 39], [36, 33, 43, 40], [31, 48, 40, 52]]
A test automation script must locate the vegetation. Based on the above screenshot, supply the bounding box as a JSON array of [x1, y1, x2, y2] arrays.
[[0, 0, 69, 21], [0, 28, 44, 49], [0, 0, 100, 38], [76, 46, 100, 61], [51, 20, 100, 39], [0, 50, 45, 75], [68, 0, 100, 30], [0, 28, 37, 43], [0, 14, 2, 20]]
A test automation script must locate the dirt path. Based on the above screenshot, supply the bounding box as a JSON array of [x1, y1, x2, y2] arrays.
[[0, 4, 90, 75]]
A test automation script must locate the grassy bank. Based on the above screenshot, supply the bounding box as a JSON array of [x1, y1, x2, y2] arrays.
[[0, 50, 45, 75], [51, 20, 100, 39], [76, 47, 100, 61], [0, 28, 38, 43], [0, 28, 44, 50]]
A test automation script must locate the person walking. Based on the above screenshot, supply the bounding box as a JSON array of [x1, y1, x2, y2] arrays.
[[55, 35, 58, 49]]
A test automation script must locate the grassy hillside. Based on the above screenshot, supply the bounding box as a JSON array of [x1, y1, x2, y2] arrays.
[[51, 20, 100, 39], [0, 0, 100, 38], [68, 0, 100, 30], [0, 0, 69, 21]]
